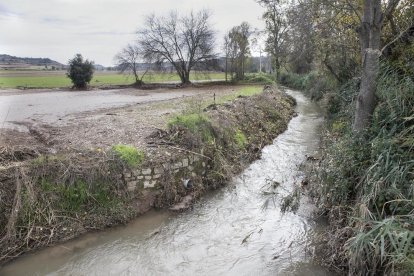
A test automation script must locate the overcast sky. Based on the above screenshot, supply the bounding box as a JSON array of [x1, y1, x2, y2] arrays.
[[0, 0, 265, 66]]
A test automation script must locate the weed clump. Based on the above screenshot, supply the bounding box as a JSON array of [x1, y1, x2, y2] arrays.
[[168, 113, 214, 143], [112, 144, 144, 167], [234, 129, 247, 148]]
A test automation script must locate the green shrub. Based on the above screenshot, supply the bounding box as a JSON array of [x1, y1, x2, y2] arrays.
[[244, 73, 275, 84], [278, 71, 307, 90], [278, 71, 336, 100], [112, 144, 144, 167], [66, 54, 94, 89]]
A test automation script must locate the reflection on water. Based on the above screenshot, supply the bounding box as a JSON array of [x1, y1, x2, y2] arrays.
[[0, 89, 329, 276]]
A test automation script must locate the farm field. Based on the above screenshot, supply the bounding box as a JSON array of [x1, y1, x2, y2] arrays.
[[0, 70, 225, 89]]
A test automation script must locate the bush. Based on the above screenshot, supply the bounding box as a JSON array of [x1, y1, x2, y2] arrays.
[[278, 71, 306, 90], [67, 54, 94, 89], [243, 73, 275, 84], [112, 144, 144, 167], [278, 71, 336, 100]]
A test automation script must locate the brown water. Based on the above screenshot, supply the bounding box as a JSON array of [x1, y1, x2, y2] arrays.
[[0, 89, 330, 276]]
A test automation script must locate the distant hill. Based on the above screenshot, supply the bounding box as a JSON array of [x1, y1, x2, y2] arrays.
[[0, 54, 65, 69], [94, 64, 106, 71]]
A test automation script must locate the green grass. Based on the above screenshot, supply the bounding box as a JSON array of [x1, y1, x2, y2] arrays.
[[0, 71, 225, 88], [168, 113, 214, 143], [40, 178, 120, 212], [167, 85, 264, 145], [111, 144, 144, 167], [215, 85, 263, 104], [234, 129, 247, 148]]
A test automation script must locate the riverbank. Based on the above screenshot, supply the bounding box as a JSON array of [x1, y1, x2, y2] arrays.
[[1, 89, 330, 275], [280, 70, 414, 275], [0, 85, 296, 264]]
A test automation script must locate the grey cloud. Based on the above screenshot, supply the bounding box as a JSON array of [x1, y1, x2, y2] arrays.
[[0, 3, 22, 18]]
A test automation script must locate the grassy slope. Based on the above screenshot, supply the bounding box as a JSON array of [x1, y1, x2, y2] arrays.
[[0, 71, 225, 88]]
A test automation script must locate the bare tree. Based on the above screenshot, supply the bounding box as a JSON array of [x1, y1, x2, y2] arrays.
[[114, 44, 149, 86], [137, 10, 215, 85]]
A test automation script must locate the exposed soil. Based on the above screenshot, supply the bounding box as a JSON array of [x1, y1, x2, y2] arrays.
[[0, 85, 246, 165]]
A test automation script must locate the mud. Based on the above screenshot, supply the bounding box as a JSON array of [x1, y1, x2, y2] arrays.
[[0, 85, 248, 161]]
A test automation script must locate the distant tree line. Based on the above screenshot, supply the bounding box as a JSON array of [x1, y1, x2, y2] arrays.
[[114, 9, 270, 85]]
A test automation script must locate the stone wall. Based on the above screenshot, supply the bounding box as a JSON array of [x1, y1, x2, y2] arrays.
[[124, 154, 208, 192]]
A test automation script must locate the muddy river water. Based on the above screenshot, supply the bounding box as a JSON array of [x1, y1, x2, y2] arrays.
[[0, 89, 330, 276]]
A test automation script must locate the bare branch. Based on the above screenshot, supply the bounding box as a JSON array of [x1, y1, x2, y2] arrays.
[[137, 10, 215, 84]]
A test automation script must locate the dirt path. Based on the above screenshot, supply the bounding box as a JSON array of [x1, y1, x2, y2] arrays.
[[0, 85, 246, 156]]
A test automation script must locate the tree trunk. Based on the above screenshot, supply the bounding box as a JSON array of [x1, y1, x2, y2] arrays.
[[353, 49, 381, 130], [180, 70, 191, 85], [353, 0, 382, 132], [275, 58, 280, 79], [225, 57, 228, 82]]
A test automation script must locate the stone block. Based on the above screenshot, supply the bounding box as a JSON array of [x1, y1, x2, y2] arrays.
[[153, 174, 161, 179], [144, 180, 157, 188], [142, 168, 152, 175], [182, 158, 189, 167], [137, 175, 144, 180], [133, 169, 141, 175], [145, 175, 152, 180], [127, 181, 137, 191]]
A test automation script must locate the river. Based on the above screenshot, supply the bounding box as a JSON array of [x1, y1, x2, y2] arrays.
[[0, 89, 330, 276]]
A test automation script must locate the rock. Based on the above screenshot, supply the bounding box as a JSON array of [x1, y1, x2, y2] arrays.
[[142, 168, 152, 175], [169, 195, 193, 212]]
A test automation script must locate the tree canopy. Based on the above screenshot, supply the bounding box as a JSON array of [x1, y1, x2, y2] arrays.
[[66, 54, 94, 89]]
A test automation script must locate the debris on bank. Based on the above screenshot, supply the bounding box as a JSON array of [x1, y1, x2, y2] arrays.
[[0, 85, 295, 264]]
